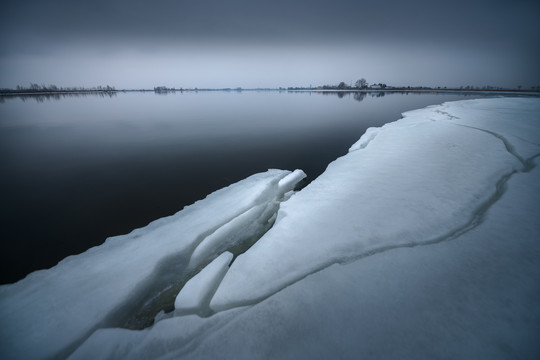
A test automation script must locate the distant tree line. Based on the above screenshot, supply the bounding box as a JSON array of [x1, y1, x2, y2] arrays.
[[288, 79, 389, 91], [287, 78, 538, 92], [0, 84, 116, 94], [2, 81, 538, 95], [154, 86, 183, 93]]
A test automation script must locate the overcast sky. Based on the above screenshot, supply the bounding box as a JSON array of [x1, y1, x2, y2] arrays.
[[1, 0, 539, 89]]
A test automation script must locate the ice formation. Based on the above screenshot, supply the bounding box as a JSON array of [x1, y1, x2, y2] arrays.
[[1, 97, 539, 359], [0, 169, 305, 359]]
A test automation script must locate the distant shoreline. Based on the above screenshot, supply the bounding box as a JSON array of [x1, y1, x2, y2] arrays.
[[1, 88, 540, 96]]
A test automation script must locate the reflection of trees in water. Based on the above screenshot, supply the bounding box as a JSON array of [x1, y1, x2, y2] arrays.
[[354, 92, 366, 102], [0, 91, 118, 103], [316, 90, 493, 102], [318, 91, 371, 102]]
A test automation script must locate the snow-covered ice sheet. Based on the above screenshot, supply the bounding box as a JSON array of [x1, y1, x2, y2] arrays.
[[0, 169, 305, 359], [428, 98, 540, 160], [210, 98, 533, 311]]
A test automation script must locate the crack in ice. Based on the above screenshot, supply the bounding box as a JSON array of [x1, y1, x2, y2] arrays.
[[121, 173, 301, 329], [452, 123, 528, 169]]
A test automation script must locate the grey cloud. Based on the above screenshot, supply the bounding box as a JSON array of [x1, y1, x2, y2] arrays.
[[2, 0, 539, 45], [1, 0, 539, 88]]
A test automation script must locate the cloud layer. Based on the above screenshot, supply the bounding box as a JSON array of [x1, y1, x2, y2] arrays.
[[1, 0, 539, 88]]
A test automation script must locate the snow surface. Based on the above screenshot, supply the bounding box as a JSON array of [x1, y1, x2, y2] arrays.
[[2, 97, 539, 359]]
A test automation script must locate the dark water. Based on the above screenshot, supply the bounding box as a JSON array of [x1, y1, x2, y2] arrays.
[[0, 90, 492, 284]]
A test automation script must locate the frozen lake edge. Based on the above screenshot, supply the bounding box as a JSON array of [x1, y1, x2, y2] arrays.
[[2, 97, 540, 359]]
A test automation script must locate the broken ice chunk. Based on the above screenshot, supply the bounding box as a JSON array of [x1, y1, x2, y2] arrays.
[[277, 169, 306, 193]]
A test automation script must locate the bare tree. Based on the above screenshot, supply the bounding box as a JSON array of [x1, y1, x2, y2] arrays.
[[355, 78, 367, 89]]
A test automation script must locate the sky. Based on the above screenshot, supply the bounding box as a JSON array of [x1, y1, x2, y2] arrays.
[[1, 0, 539, 89]]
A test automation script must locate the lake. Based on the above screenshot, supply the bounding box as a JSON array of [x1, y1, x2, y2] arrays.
[[0, 90, 493, 284]]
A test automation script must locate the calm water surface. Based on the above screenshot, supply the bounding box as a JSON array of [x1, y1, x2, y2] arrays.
[[0, 91, 492, 283]]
